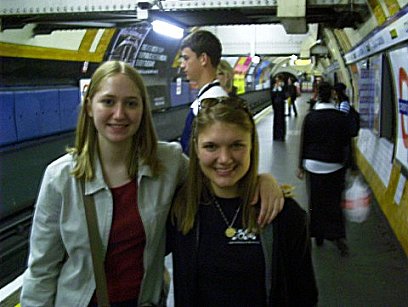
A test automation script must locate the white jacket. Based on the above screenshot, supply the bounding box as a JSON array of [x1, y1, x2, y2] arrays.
[[21, 142, 188, 306]]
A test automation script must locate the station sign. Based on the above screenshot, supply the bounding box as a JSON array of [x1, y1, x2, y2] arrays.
[[344, 7, 408, 64]]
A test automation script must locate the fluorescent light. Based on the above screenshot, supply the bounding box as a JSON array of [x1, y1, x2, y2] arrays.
[[251, 55, 260, 64], [294, 59, 312, 66], [151, 20, 184, 39]]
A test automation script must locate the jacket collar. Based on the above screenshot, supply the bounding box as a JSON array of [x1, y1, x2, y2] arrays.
[[84, 154, 107, 195], [314, 101, 337, 110], [84, 153, 154, 195]]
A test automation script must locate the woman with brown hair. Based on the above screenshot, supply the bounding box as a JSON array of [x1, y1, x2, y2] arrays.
[[170, 97, 318, 306]]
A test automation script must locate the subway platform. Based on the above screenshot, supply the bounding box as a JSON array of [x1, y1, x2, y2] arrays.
[[255, 95, 408, 306], [2, 95, 408, 307], [164, 94, 408, 307]]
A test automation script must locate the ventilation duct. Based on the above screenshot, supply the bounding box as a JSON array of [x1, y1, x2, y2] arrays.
[[277, 0, 307, 34]]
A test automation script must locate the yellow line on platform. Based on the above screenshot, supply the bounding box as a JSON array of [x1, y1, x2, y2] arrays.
[[254, 106, 272, 124]]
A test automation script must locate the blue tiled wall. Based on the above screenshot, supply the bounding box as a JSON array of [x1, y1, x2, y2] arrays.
[[0, 91, 18, 146], [170, 81, 191, 107], [59, 88, 80, 131], [14, 91, 42, 141], [0, 87, 80, 146]]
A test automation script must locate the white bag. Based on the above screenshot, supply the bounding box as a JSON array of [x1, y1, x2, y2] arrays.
[[341, 174, 371, 223]]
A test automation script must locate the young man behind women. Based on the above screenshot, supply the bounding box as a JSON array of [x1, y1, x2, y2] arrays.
[[179, 30, 228, 155]]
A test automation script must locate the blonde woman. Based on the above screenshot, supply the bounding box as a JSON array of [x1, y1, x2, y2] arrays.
[[21, 61, 284, 306], [217, 59, 238, 97]]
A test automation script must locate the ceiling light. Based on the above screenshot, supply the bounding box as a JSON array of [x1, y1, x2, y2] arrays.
[[294, 59, 312, 66], [151, 20, 184, 39], [252, 55, 261, 64]]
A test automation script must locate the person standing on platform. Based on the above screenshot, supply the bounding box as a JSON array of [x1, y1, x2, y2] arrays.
[[297, 81, 350, 257], [333, 82, 351, 113], [169, 96, 318, 306], [20, 60, 189, 306], [217, 59, 238, 97], [179, 30, 228, 155], [20, 61, 285, 306], [270, 74, 286, 141], [286, 77, 298, 117], [308, 77, 322, 111], [334, 82, 356, 170]]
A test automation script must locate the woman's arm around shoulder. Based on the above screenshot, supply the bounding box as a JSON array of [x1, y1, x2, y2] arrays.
[[253, 173, 285, 227]]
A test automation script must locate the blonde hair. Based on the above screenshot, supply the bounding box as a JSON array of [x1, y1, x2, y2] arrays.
[[217, 60, 234, 92], [68, 61, 162, 180], [171, 97, 260, 234]]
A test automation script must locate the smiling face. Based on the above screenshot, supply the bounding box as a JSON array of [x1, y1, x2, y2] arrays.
[[87, 73, 143, 148], [196, 121, 252, 198]]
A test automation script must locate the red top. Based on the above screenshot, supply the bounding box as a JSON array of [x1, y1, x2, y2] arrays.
[[93, 179, 146, 304]]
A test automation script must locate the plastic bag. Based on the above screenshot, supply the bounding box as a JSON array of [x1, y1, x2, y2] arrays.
[[341, 174, 371, 223]]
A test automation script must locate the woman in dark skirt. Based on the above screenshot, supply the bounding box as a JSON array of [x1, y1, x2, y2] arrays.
[[297, 81, 351, 256]]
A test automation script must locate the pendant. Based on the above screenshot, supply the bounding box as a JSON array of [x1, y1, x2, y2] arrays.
[[225, 227, 236, 238]]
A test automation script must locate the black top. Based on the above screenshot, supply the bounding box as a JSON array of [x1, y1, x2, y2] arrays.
[[286, 84, 297, 100], [299, 108, 350, 167], [167, 197, 318, 307], [197, 197, 266, 307]]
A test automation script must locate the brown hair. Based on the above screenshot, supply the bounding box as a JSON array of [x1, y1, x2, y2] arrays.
[[171, 97, 260, 234], [181, 30, 222, 68]]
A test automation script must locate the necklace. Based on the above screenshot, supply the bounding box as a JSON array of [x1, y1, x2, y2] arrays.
[[212, 196, 241, 238]]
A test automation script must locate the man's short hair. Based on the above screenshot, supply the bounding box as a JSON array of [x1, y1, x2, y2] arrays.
[[318, 81, 333, 102], [180, 30, 222, 68]]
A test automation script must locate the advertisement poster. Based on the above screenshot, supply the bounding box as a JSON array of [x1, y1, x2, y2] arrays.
[[108, 23, 151, 66], [254, 60, 273, 90], [234, 57, 252, 95], [107, 22, 181, 111], [245, 62, 258, 92], [357, 55, 382, 131], [79, 78, 91, 103], [357, 60, 375, 129], [371, 54, 383, 134], [389, 47, 408, 171]]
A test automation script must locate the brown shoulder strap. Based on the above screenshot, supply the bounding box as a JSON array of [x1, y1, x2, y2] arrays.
[[81, 180, 110, 307]]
